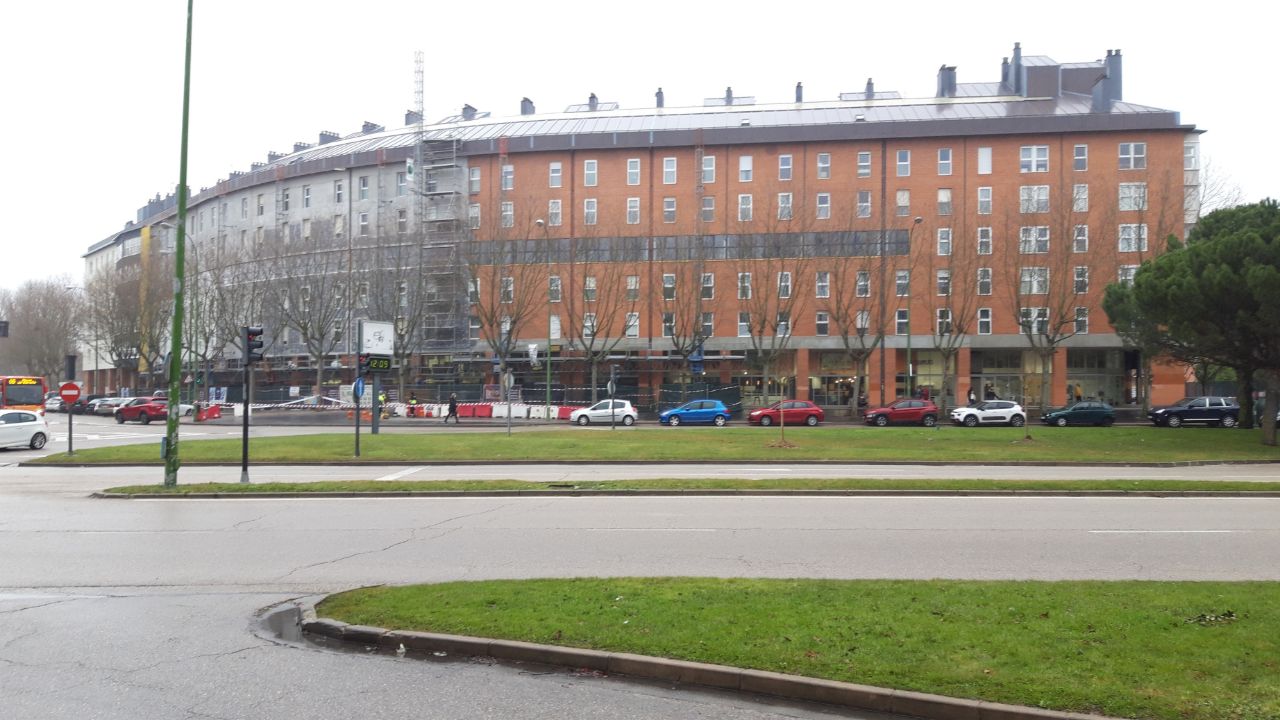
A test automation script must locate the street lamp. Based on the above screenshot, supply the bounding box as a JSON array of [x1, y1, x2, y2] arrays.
[[535, 218, 553, 422], [904, 216, 923, 399]]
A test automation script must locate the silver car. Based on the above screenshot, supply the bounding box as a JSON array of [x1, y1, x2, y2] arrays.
[[569, 399, 638, 426], [950, 400, 1026, 427], [0, 409, 50, 450]]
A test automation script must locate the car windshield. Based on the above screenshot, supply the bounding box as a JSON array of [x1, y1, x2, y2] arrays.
[[1170, 398, 1196, 407]]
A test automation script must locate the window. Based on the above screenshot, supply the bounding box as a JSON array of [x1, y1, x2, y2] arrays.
[[501, 164, 514, 191], [1119, 183, 1148, 211], [469, 167, 481, 193], [627, 313, 640, 338], [702, 155, 715, 184], [627, 197, 640, 225], [549, 162, 562, 188], [663, 197, 676, 223], [1185, 142, 1199, 171], [257, 194, 265, 216], [1075, 307, 1089, 334], [395, 172, 406, 196], [777, 192, 793, 220], [333, 215, 344, 237], [662, 273, 676, 300], [977, 267, 992, 295], [896, 149, 911, 177], [468, 203, 480, 229], [817, 153, 831, 179], [1020, 267, 1049, 295], [626, 275, 640, 301], [500, 202, 513, 228], [1119, 142, 1147, 170], [738, 272, 752, 299], [776, 311, 791, 337], [856, 310, 871, 334], [1020, 307, 1049, 334], [358, 175, 369, 200], [857, 190, 872, 218], [239, 197, 249, 220], [1118, 265, 1139, 286], [895, 189, 910, 216], [356, 282, 369, 307], [583, 159, 598, 186], [816, 193, 831, 219], [937, 228, 952, 256], [1019, 226, 1050, 253], [548, 199, 562, 226], [583, 276, 597, 302], [977, 147, 992, 175], [701, 273, 715, 300], [938, 148, 953, 176], [978, 186, 992, 215], [302, 185, 311, 208], [583, 313, 596, 338], [778, 154, 792, 181], [662, 312, 675, 338], [584, 198, 597, 225], [778, 271, 792, 298], [936, 269, 951, 296], [468, 278, 479, 303], [1074, 144, 1088, 171], [397, 209, 407, 234], [857, 151, 871, 178], [663, 157, 677, 184], [701, 312, 714, 338], [815, 271, 830, 298], [896, 309, 910, 335], [937, 188, 952, 215], [1020, 145, 1049, 173], [333, 320, 344, 343], [302, 218, 312, 241], [738, 194, 753, 221], [1119, 224, 1148, 252], [978, 308, 992, 335], [501, 277, 514, 303], [895, 269, 910, 296], [1020, 185, 1049, 213], [815, 311, 830, 336], [334, 180, 344, 203], [627, 158, 641, 185], [1073, 184, 1089, 213], [1073, 225, 1089, 253], [701, 197, 715, 222], [738, 312, 751, 337], [937, 308, 953, 335], [856, 271, 870, 297], [548, 275, 562, 302], [1074, 266, 1089, 294], [739, 155, 753, 182], [550, 314, 561, 339], [467, 315, 481, 340], [282, 188, 291, 211], [977, 227, 993, 255]]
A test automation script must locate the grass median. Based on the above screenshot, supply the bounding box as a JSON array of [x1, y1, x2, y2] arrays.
[[36, 426, 1280, 465], [318, 578, 1279, 720]]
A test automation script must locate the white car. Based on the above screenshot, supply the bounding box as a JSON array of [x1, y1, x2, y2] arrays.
[[570, 399, 637, 426], [44, 397, 64, 412], [0, 409, 50, 450], [950, 400, 1026, 427]]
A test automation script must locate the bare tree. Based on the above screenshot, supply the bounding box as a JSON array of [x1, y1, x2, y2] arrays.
[[268, 224, 347, 395], [464, 209, 546, 384], [0, 279, 80, 381], [563, 224, 641, 401], [914, 215, 981, 414], [739, 226, 813, 412], [1195, 155, 1246, 216]]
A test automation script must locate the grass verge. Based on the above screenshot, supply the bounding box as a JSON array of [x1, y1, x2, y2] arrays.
[[318, 578, 1279, 720], [35, 426, 1280, 465]]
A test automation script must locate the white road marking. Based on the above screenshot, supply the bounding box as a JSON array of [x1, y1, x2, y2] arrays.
[[1088, 530, 1239, 534], [376, 466, 427, 481], [586, 528, 718, 532]]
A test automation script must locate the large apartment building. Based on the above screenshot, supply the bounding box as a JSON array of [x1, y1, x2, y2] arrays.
[[86, 43, 1200, 409]]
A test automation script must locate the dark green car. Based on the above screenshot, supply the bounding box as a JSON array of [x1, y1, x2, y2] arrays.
[[1041, 400, 1115, 427]]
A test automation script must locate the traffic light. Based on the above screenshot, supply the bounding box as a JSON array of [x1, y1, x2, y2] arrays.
[[358, 353, 371, 375], [243, 326, 265, 362]]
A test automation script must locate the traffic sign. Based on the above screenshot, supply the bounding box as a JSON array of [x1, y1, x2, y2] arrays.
[[353, 377, 365, 399], [607, 380, 616, 397], [59, 382, 81, 404]]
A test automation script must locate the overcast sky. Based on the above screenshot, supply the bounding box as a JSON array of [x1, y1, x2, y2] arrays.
[[2, 0, 1274, 293]]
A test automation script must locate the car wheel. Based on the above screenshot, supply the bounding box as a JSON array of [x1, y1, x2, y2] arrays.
[[1010, 415, 1026, 427], [874, 415, 888, 427], [760, 415, 773, 426], [922, 415, 937, 427], [669, 416, 681, 427], [115, 413, 125, 424], [963, 415, 978, 428], [140, 414, 151, 425], [30, 433, 47, 450], [713, 415, 727, 427], [1221, 415, 1237, 429], [1167, 415, 1183, 428], [576, 415, 590, 426], [805, 415, 819, 427], [1055, 417, 1068, 427], [622, 415, 635, 426]]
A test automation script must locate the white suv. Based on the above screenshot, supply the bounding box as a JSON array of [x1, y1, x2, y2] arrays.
[[950, 400, 1026, 427], [570, 399, 637, 426]]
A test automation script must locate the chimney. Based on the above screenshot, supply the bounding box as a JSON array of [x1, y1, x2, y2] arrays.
[[1000, 57, 1011, 92], [361, 121, 384, 134], [1012, 42, 1024, 95], [293, 141, 313, 153], [405, 110, 422, 125], [588, 93, 598, 111], [795, 81, 803, 102], [1092, 49, 1125, 112], [1106, 48, 1123, 102], [267, 151, 284, 163], [655, 87, 664, 108], [935, 65, 957, 98], [319, 131, 339, 145], [724, 87, 734, 105], [520, 97, 535, 115], [251, 162, 266, 171], [462, 104, 477, 121], [864, 78, 875, 100]]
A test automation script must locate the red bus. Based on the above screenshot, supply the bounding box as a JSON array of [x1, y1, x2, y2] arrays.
[[1, 376, 48, 411]]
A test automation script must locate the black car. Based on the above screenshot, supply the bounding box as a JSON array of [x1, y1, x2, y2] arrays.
[[69, 394, 106, 414], [1041, 400, 1115, 427], [1147, 396, 1239, 428]]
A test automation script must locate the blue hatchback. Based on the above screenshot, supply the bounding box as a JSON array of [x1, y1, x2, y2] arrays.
[[659, 399, 731, 426]]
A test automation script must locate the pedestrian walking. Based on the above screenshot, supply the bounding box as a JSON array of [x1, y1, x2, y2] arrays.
[[967, 387, 977, 405], [445, 393, 459, 424]]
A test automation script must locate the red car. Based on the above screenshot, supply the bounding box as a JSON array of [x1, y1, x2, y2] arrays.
[[748, 400, 825, 426], [863, 399, 940, 427], [115, 398, 168, 424]]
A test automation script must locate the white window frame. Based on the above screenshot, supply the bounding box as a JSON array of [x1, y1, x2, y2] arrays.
[[977, 267, 992, 296], [895, 189, 910, 217], [702, 155, 716, 184], [548, 275, 562, 303], [358, 175, 369, 200], [583, 276, 597, 302], [550, 314, 562, 340], [896, 309, 910, 335], [815, 271, 830, 298], [977, 147, 992, 175], [816, 152, 831, 179], [1020, 267, 1049, 295], [1118, 265, 1139, 286], [1074, 144, 1088, 171], [738, 194, 753, 222], [816, 193, 831, 220], [936, 269, 951, 296], [701, 312, 714, 338], [775, 311, 791, 337], [1020, 307, 1049, 335], [778, 154, 792, 181], [663, 157, 677, 185], [662, 273, 676, 301], [701, 196, 715, 223], [500, 202, 513, 228], [549, 162, 562, 188], [938, 147, 952, 176], [978, 186, 993, 215], [303, 185, 311, 208], [1119, 183, 1148, 211], [978, 308, 992, 335], [663, 197, 676, 223], [468, 203, 480, 229], [358, 211, 370, 236], [937, 228, 952, 256], [1119, 224, 1149, 252], [701, 272, 715, 300], [777, 271, 792, 299], [857, 190, 872, 218], [627, 158, 641, 186], [1073, 225, 1089, 253], [856, 271, 870, 298], [1075, 307, 1089, 334], [896, 149, 911, 177], [737, 312, 751, 337], [626, 312, 640, 338], [583, 159, 598, 187], [739, 155, 753, 182], [937, 188, 953, 215], [1119, 142, 1147, 170], [626, 275, 640, 301], [582, 313, 596, 339], [936, 308, 953, 335], [857, 151, 872, 178], [548, 199, 562, 227], [895, 269, 910, 297], [1073, 184, 1089, 213], [662, 312, 675, 338], [469, 167, 481, 193], [1020, 145, 1049, 173], [1019, 226, 1050, 254], [815, 311, 830, 337], [1020, 185, 1050, 213], [500, 276, 514, 304], [584, 198, 598, 226], [777, 192, 793, 220], [738, 272, 752, 300], [977, 227, 993, 255], [626, 197, 641, 225], [1074, 266, 1089, 294], [501, 164, 514, 191]]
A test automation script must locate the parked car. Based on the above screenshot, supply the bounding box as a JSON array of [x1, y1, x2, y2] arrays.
[[1040, 400, 1115, 427], [0, 410, 49, 450], [1147, 396, 1239, 428], [659, 399, 730, 426], [748, 400, 824, 427], [570, 399, 637, 426], [69, 394, 106, 414], [950, 401, 1027, 427], [95, 397, 127, 416], [115, 398, 167, 424], [43, 397, 64, 413], [864, 399, 939, 427]]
